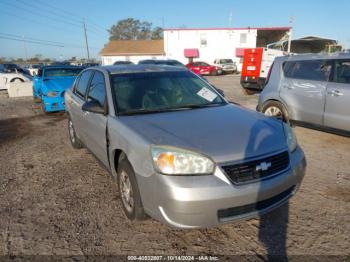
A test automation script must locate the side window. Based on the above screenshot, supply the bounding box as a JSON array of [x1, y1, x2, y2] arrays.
[[240, 33, 247, 44], [87, 71, 106, 107], [333, 60, 350, 84], [72, 75, 81, 91], [75, 70, 92, 98], [283, 60, 331, 82]]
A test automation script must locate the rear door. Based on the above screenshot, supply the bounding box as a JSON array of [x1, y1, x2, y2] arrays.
[[80, 70, 109, 166], [324, 59, 350, 132], [280, 59, 331, 125]]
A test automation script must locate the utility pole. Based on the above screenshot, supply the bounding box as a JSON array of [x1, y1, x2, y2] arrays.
[[22, 35, 28, 64], [83, 21, 90, 61], [229, 11, 233, 27], [287, 16, 294, 53]]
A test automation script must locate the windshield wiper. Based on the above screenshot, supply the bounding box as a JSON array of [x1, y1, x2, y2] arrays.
[[118, 107, 191, 116], [118, 103, 226, 116]]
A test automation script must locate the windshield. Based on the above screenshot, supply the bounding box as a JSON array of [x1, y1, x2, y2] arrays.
[[220, 59, 233, 64], [44, 68, 82, 77], [111, 71, 226, 115]]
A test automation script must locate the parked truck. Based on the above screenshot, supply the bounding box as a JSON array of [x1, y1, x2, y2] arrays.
[[240, 48, 284, 94]]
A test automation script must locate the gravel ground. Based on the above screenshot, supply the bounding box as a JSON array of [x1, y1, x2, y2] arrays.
[[0, 76, 349, 258]]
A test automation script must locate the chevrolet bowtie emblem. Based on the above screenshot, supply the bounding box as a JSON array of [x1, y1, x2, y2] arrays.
[[256, 161, 272, 172]]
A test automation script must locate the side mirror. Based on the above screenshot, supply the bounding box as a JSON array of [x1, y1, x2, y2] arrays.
[[216, 88, 225, 97], [212, 86, 225, 97], [82, 99, 105, 114]]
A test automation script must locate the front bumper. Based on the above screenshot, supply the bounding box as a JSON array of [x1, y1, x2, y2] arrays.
[[42, 96, 65, 112], [139, 146, 306, 228], [222, 66, 237, 72]]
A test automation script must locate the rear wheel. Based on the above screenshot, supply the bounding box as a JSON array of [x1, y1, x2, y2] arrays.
[[117, 158, 146, 221], [261, 101, 289, 123], [68, 116, 83, 149]]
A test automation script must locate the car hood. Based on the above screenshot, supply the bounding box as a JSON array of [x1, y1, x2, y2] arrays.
[[119, 104, 287, 163], [41, 77, 76, 92]]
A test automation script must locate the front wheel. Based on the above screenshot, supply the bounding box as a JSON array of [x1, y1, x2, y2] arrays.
[[261, 101, 289, 123], [117, 159, 146, 221]]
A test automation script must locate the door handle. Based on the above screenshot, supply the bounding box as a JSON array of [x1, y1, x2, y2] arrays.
[[327, 90, 343, 96]]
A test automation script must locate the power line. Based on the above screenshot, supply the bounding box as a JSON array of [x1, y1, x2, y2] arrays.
[[21, 0, 108, 36], [0, 32, 65, 45], [0, 0, 106, 39], [0, 32, 101, 50], [34, 0, 108, 33], [14, 0, 85, 25], [0, 1, 82, 28], [1, 10, 81, 35], [0, 36, 64, 47]]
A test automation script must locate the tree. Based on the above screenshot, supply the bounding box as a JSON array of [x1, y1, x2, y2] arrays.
[[28, 57, 40, 63], [108, 18, 163, 40], [151, 27, 163, 40]]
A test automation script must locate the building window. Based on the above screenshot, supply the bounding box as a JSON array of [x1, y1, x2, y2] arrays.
[[200, 33, 207, 48], [240, 33, 247, 44]]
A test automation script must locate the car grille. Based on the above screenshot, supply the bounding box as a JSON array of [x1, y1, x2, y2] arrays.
[[218, 186, 295, 220], [221, 151, 290, 184]]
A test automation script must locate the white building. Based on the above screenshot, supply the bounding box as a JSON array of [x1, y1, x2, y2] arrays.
[[100, 40, 165, 65], [164, 27, 290, 71]]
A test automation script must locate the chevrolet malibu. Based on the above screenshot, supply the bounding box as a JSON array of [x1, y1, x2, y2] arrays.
[[64, 65, 306, 228]]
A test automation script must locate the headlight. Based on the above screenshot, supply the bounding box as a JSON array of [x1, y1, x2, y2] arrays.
[[151, 146, 215, 175], [283, 123, 297, 152], [47, 91, 58, 97]]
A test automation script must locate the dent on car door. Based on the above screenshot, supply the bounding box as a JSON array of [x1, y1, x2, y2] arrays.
[[324, 59, 350, 132], [280, 60, 331, 125], [81, 71, 109, 167]]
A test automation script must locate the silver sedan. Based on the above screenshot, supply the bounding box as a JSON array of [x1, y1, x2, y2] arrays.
[[65, 65, 306, 228]]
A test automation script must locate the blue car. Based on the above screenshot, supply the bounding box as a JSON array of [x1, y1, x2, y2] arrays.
[[33, 66, 83, 112]]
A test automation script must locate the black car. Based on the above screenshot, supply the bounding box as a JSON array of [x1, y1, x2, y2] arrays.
[[82, 63, 100, 68], [1, 63, 31, 77], [113, 61, 134, 65], [138, 59, 185, 67]]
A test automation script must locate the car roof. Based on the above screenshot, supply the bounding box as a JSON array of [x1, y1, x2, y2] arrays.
[[277, 52, 350, 62], [102, 64, 188, 74]]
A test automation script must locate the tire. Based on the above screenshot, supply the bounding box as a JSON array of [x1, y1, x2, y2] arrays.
[[68, 116, 83, 149], [261, 100, 289, 123], [243, 88, 256, 95], [210, 70, 217, 76], [117, 158, 146, 221], [40, 102, 47, 113], [33, 96, 41, 103]]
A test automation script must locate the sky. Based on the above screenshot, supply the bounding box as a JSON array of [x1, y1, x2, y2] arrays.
[[0, 0, 349, 60]]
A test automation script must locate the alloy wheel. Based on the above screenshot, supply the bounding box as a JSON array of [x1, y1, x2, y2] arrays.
[[264, 106, 283, 119]]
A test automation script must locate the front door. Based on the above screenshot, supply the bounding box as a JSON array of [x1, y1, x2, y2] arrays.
[[81, 71, 109, 167], [324, 59, 350, 132], [280, 59, 331, 125]]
